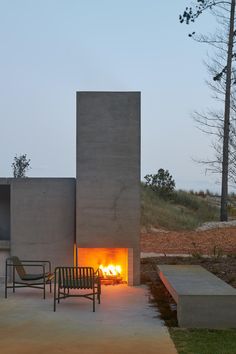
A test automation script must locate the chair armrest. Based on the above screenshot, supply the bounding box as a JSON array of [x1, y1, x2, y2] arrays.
[[6, 263, 45, 267], [20, 260, 51, 273], [20, 260, 50, 263]]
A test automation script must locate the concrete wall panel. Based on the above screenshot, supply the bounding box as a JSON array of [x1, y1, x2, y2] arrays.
[[10, 178, 75, 269]]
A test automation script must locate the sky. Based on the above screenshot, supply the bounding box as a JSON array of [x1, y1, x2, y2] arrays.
[[0, 0, 224, 192]]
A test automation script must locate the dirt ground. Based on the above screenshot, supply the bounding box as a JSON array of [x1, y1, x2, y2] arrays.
[[141, 227, 236, 255]]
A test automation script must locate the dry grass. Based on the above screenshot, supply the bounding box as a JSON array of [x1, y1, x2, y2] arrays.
[[141, 184, 219, 231]]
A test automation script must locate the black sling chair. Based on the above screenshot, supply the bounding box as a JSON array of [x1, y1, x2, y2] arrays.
[[5, 256, 53, 299]]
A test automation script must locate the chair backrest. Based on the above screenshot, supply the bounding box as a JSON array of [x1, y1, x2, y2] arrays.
[[10, 256, 26, 279], [58, 267, 95, 289]]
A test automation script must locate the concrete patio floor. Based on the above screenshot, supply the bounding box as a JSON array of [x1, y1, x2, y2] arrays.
[[0, 284, 177, 354]]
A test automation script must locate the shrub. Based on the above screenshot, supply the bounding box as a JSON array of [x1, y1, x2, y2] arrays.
[[144, 169, 175, 198]]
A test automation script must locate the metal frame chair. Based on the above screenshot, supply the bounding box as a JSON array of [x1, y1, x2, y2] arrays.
[[5, 256, 53, 299], [54, 266, 101, 312]]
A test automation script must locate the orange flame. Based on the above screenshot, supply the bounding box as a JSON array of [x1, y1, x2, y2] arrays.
[[99, 264, 122, 277]]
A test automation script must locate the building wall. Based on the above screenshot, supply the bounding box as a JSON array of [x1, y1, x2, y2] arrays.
[[76, 92, 140, 284], [10, 178, 75, 269]]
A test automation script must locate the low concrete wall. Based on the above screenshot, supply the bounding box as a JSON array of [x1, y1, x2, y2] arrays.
[[10, 178, 75, 270]]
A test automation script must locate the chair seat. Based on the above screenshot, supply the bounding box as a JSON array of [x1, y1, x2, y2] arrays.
[[21, 272, 52, 281]]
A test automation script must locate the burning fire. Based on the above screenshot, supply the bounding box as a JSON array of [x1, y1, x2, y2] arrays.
[[99, 264, 122, 278]]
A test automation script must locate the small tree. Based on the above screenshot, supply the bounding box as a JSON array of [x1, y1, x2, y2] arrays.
[[12, 154, 31, 178], [144, 169, 175, 197]]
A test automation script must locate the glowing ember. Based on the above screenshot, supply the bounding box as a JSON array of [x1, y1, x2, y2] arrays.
[[99, 264, 122, 277]]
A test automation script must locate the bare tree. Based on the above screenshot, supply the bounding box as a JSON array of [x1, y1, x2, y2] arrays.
[[180, 0, 236, 220]]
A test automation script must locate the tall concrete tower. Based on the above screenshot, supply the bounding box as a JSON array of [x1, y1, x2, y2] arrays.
[[76, 92, 140, 285]]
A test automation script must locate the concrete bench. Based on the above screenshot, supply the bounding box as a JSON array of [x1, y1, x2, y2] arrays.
[[157, 265, 236, 328]]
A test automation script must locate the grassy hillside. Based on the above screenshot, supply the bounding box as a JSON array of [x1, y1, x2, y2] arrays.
[[141, 184, 220, 231]]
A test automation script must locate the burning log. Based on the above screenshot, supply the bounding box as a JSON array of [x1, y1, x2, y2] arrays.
[[98, 264, 125, 285]]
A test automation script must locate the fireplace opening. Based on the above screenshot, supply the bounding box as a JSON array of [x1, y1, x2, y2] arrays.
[[77, 248, 129, 285]]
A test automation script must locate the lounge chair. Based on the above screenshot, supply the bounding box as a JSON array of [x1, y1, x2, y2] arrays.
[[5, 256, 54, 299], [54, 266, 101, 312]]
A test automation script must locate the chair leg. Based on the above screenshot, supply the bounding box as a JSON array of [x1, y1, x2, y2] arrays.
[[49, 262, 52, 293], [98, 292, 101, 304], [93, 290, 95, 312], [97, 281, 101, 304], [43, 277, 46, 300], [5, 262, 8, 299], [54, 277, 57, 312], [57, 284, 60, 303], [13, 266, 15, 293]]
